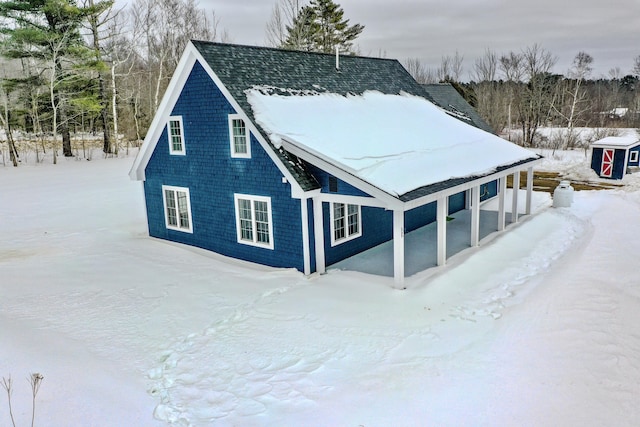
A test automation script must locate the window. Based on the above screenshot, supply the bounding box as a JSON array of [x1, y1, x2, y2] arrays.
[[162, 186, 193, 233], [229, 114, 251, 158], [234, 194, 273, 249], [630, 150, 639, 163], [167, 116, 185, 155], [331, 202, 361, 246], [328, 176, 338, 192]]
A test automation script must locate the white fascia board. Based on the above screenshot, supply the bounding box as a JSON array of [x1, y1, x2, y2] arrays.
[[279, 137, 403, 210], [190, 47, 304, 197], [402, 157, 543, 211], [129, 44, 199, 181], [316, 193, 387, 208]]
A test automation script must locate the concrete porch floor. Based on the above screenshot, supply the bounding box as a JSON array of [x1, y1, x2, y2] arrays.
[[330, 190, 549, 278]]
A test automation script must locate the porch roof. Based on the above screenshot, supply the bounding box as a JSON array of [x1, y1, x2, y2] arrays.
[[247, 90, 539, 202]]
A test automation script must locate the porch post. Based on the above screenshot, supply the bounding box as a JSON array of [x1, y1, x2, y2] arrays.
[[525, 167, 534, 215], [498, 176, 507, 231], [470, 185, 480, 247], [393, 209, 405, 288], [300, 198, 311, 275], [312, 197, 326, 274], [437, 195, 448, 266], [511, 171, 520, 223]]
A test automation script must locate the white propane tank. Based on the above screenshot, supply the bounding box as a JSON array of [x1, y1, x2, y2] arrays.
[[553, 180, 574, 208]]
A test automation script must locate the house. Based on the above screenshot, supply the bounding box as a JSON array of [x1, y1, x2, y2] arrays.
[[129, 41, 541, 287], [590, 135, 640, 179]]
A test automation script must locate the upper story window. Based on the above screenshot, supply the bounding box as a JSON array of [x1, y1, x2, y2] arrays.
[[331, 202, 361, 246], [162, 185, 193, 233], [167, 116, 185, 155], [229, 114, 251, 158], [234, 194, 273, 249]]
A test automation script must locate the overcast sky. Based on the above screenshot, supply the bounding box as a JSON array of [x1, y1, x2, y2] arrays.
[[155, 0, 640, 80]]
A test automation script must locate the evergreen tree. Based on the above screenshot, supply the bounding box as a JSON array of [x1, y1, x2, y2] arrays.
[[0, 0, 98, 158], [282, 0, 364, 54]]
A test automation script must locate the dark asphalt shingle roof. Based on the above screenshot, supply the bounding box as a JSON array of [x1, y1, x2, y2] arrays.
[[422, 83, 495, 134], [191, 41, 538, 201], [192, 40, 435, 192]]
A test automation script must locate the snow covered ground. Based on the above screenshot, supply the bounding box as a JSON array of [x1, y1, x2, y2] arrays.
[[2, 149, 640, 426]]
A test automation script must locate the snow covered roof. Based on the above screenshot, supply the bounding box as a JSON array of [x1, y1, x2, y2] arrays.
[[592, 135, 640, 148], [247, 89, 537, 197]]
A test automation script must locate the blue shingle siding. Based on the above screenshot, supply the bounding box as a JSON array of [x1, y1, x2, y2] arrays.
[[144, 61, 306, 271], [322, 191, 467, 266], [590, 148, 603, 176], [306, 164, 373, 197], [323, 204, 392, 266]]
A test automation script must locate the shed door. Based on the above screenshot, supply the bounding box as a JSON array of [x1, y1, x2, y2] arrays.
[[601, 148, 614, 177]]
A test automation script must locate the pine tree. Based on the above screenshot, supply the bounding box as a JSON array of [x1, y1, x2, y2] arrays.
[[282, 0, 364, 54], [310, 0, 363, 54], [0, 0, 98, 158]]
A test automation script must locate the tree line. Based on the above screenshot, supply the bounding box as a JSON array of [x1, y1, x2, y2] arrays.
[[1, 0, 638, 167], [405, 48, 640, 148]]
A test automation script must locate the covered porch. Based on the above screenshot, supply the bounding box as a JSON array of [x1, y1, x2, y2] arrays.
[[331, 185, 548, 280], [312, 165, 540, 288]]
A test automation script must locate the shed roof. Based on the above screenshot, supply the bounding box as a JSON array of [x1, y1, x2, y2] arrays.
[[592, 135, 640, 148]]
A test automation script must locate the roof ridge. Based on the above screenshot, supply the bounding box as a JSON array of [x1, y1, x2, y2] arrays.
[[190, 39, 401, 63]]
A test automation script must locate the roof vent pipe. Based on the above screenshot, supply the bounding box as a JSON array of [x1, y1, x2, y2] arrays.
[[335, 46, 339, 70]]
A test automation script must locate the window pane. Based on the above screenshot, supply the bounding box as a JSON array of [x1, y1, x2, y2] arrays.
[[347, 204, 359, 235], [232, 119, 247, 154], [238, 199, 253, 241], [177, 191, 190, 229], [169, 120, 183, 152], [333, 203, 345, 240], [165, 189, 177, 226], [254, 201, 270, 243]]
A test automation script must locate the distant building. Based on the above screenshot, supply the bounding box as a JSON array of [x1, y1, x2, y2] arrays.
[[591, 136, 640, 179]]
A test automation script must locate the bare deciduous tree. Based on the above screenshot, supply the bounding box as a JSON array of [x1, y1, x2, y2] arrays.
[[403, 57, 437, 84]]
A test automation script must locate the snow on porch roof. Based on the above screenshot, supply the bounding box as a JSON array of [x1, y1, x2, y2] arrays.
[[247, 89, 537, 198]]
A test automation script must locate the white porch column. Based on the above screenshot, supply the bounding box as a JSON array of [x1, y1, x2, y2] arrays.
[[470, 185, 480, 247], [300, 198, 311, 275], [393, 209, 405, 288], [498, 176, 507, 231], [437, 196, 448, 266], [511, 171, 520, 223], [525, 167, 534, 215], [312, 197, 326, 274]]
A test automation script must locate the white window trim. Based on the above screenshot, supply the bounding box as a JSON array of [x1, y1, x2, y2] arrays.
[[162, 185, 193, 233], [330, 202, 362, 246], [228, 114, 251, 158], [234, 194, 274, 249], [167, 116, 185, 155], [630, 150, 639, 163]]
